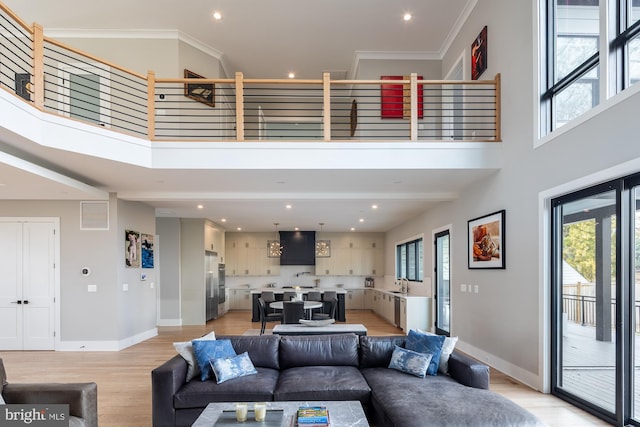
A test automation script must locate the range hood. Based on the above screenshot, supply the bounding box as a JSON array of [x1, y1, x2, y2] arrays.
[[279, 231, 315, 265]]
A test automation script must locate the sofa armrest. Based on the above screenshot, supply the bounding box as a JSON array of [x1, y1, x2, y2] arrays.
[[152, 354, 188, 427], [3, 382, 98, 427], [447, 350, 490, 390]]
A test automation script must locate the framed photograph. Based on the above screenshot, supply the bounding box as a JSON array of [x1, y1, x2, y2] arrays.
[[471, 26, 488, 80], [141, 233, 154, 269], [125, 230, 141, 268], [468, 209, 505, 269], [184, 69, 215, 107]]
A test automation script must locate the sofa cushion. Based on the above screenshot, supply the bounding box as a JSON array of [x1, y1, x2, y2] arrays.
[[192, 339, 236, 381], [274, 366, 370, 403], [279, 334, 359, 369], [418, 329, 458, 375], [362, 367, 544, 427], [174, 367, 279, 408], [173, 331, 216, 382], [359, 335, 406, 368], [405, 329, 445, 376], [211, 352, 257, 384], [219, 335, 280, 370], [388, 346, 432, 378]]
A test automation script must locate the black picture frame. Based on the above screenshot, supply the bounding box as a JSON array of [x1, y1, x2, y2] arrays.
[[468, 209, 505, 269], [184, 69, 215, 107]]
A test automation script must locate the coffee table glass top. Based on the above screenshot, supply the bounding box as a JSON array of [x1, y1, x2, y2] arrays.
[[191, 401, 369, 427]]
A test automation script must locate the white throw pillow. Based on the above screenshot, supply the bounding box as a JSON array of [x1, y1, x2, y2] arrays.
[[417, 329, 458, 375], [173, 331, 216, 382]]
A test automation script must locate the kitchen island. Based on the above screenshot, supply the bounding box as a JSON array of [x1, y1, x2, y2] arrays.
[[250, 289, 347, 322]]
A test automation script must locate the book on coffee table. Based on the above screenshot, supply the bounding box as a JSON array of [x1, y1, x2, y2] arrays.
[[297, 406, 329, 426]]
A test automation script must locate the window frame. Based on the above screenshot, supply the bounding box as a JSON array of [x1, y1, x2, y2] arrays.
[[396, 237, 423, 282]]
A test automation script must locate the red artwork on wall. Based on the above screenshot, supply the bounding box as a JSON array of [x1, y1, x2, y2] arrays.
[[380, 75, 424, 119]]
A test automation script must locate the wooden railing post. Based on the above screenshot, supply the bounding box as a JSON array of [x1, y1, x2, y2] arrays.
[[32, 23, 44, 109], [410, 73, 418, 141], [494, 73, 501, 142], [147, 71, 156, 140], [323, 72, 331, 142], [235, 72, 245, 142]]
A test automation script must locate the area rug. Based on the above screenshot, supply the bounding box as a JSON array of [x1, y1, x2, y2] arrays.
[[242, 329, 272, 336]]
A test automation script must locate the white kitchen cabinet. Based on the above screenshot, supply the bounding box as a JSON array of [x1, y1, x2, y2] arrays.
[[226, 233, 279, 276], [229, 289, 252, 310], [345, 289, 365, 309], [400, 298, 407, 331], [400, 297, 430, 332], [315, 233, 384, 276]]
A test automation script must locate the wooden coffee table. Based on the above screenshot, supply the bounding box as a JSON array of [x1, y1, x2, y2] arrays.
[[191, 400, 369, 426]]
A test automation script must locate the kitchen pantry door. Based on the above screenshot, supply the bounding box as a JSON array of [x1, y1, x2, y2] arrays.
[[0, 220, 57, 350]]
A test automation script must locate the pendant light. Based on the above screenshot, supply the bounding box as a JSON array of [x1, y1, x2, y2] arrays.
[[267, 223, 282, 257], [315, 222, 331, 257]]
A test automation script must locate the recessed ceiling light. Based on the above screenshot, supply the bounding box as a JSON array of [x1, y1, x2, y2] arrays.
[[371, 204, 378, 209], [359, 218, 364, 223], [237, 227, 242, 231], [294, 227, 300, 231], [288, 72, 295, 79], [197, 204, 204, 209], [286, 204, 292, 209], [350, 227, 356, 231], [212, 11, 222, 20], [221, 218, 227, 222], [403, 13, 412, 22]]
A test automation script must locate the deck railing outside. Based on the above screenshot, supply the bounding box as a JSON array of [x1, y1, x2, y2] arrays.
[[0, 2, 501, 143], [563, 294, 640, 334]]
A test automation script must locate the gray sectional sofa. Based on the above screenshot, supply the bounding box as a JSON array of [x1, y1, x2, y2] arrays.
[[151, 334, 545, 427]]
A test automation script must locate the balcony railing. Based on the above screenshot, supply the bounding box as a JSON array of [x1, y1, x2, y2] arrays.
[[563, 294, 640, 334], [0, 2, 501, 143]]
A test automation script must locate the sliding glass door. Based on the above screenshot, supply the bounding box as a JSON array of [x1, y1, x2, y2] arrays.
[[551, 174, 640, 426]]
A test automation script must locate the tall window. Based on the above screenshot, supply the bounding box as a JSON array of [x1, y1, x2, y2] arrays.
[[396, 238, 423, 281], [540, 0, 640, 136]]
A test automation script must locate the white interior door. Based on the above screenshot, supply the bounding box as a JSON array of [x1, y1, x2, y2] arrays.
[[0, 222, 24, 349], [0, 220, 56, 350]]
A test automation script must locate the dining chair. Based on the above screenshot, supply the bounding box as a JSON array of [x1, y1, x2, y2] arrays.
[[282, 301, 305, 324], [312, 297, 337, 321], [283, 291, 297, 301], [306, 291, 322, 317], [258, 297, 283, 334], [261, 291, 276, 314]]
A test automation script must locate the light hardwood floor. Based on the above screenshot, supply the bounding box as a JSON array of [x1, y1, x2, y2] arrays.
[[0, 310, 609, 427]]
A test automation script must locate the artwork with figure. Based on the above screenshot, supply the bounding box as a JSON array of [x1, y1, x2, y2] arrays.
[[125, 229, 141, 268], [141, 233, 154, 269]]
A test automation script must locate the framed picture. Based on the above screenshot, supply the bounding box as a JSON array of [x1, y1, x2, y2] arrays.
[[141, 233, 154, 269], [184, 69, 215, 107], [471, 26, 488, 80], [468, 209, 505, 269], [125, 229, 141, 268]]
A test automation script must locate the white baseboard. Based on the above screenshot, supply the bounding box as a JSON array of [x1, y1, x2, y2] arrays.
[[56, 328, 158, 352], [456, 339, 544, 392], [157, 318, 182, 326]]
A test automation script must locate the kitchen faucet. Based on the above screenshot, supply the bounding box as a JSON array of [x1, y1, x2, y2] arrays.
[[399, 278, 409, 294]]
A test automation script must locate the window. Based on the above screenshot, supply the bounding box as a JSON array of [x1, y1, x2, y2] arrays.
[[540, 0, 640, 136], [396, 238, 423, 281]]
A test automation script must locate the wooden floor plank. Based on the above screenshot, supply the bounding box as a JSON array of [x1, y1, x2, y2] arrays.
[[0, 310, 610, 427]]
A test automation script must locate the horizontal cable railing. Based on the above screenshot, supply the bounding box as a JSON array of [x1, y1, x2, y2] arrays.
[[562, 294, 640, 334], [0, 1, 501, 143]]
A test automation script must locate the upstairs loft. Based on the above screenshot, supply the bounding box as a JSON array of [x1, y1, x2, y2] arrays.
[[0, 3, 501, 147]]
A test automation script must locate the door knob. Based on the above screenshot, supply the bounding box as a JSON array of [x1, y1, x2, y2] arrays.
[[23, 300, 29, 304]]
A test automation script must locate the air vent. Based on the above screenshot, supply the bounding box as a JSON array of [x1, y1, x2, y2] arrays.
[[80, 201, 109, 230]]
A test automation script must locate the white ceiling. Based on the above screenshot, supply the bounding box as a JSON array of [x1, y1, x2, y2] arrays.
[[0, 0, 495, 233]]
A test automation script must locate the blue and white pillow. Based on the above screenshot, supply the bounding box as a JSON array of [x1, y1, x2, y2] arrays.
[[417, 329, 458, 375], [192, 339, 236, 381], [210, 352, 258, 384], [388, 346, 432, 378], [405, 329, 445, 376]]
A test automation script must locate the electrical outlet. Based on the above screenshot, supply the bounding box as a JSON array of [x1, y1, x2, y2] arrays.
[[150, 282, 154, 289], [87, 284, 97, 292], [460, 284, 467, 292], [123, 283, 129, 292], [474, 284, 479, 293]]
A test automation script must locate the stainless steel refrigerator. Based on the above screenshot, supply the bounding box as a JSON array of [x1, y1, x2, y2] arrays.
[[205, 251, 219, 321]]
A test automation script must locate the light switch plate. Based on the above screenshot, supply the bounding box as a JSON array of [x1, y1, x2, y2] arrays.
[[88, 284, 97, 292], [460, 284, 467, 292], [123, 283, 129, 291]]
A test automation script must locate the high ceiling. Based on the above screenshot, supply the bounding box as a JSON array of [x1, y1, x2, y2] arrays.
[[0, 1, 495, 233]]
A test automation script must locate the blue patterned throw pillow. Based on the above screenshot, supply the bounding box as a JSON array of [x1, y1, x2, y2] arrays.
[[405, 329, 446, 376], [388, 346, 432, 378], [192, 339, 236, 381], [210, 352, 258, 384]]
